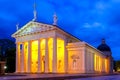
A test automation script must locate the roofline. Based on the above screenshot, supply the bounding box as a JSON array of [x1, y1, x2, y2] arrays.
[[12, 21, 82, 41], [53, 25, 82, 41], [83, 41, 107, 56], [12, 21, 54, 37]]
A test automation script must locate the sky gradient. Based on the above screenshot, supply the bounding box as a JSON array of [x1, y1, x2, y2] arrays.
[[0, 0, 120, 60]]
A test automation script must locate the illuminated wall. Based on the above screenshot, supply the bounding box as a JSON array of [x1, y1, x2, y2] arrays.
[[31, 40, 38, 73], [94, 54, 102, 72], [98, 56, 102, 72], [94, 54, 97, 71], [105, 59, 108, 73], [48, 38, 53, 72], [57, 38, 65, 73], [24, 42, 28, 72], [94, 53, 108, 73], [40, 39, 45, 72]]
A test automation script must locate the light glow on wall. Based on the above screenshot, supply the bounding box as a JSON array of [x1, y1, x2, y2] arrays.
[[105, 58, 108, 73], [94, 54, 102, 72], [57, 38, 65, 73], [98, 56, 101, 72], [48, 38, 53, 72], [31, 40, 38, 73], [94, 54, 97, 71], [40, 39, 45, 72]]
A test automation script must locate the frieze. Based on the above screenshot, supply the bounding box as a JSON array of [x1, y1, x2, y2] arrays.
[[16, 31, 55, 42]]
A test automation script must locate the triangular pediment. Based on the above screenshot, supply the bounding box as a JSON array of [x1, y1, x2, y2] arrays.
[[12, 21, 55, 37], [12, 21, 80, 42]]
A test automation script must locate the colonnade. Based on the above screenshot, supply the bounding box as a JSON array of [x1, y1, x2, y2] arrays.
[[94, 54, 109, 73], [15, 37, 66, 73]]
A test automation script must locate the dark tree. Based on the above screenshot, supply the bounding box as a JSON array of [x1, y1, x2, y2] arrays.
[[116, 60, 120, 71], [113, 60, 117, 71], [5, 48, 16, 73], [0, 39, 16, 73]]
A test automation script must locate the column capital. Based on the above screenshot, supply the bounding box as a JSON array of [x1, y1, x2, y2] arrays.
[[16, 42, 21, 44]]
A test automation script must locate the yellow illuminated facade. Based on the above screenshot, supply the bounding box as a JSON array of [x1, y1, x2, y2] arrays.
[[12, 21, 112, 74], [40, 39, 45, 72], [94, 54, 108, 73], [31, 40, 38, 73], [48, 38, 53, 72], [57, 38, 65, 73]]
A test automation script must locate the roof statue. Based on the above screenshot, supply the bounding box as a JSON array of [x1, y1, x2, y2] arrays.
[[16, 23, 19, 31], [32, 0, 37, 21], [53, 12, 58, 25]]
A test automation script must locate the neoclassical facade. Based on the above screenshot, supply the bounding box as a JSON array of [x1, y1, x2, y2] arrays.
[[12, 20, 113, 73]]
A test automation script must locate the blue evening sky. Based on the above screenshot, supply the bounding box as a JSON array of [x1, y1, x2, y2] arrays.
[[0, 0, 120, 60]]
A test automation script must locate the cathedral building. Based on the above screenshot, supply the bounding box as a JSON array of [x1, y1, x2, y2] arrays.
[[11, 7, 113, 73]]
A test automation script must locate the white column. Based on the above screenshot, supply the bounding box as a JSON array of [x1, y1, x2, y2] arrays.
[[53, 36, 57, 73], [38, 39, 42, 73], [16, 43, 19, 72], [64, 39, 68, 73], [21, 43, 24, 73], [45, 38, 49, 73], [28, 41, 31, 73]]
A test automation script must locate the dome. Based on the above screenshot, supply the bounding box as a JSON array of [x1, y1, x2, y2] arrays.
[[97, 39, 111, 52]]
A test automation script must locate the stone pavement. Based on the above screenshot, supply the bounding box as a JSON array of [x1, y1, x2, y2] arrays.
[[0, 73, 120, 80], [70, 75, 120, 80]]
